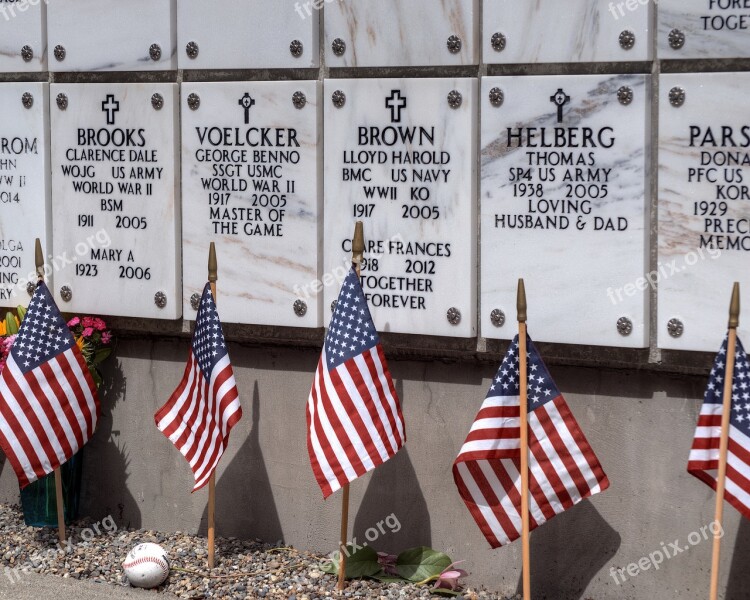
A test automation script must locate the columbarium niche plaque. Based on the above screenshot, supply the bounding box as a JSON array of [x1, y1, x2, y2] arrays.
[[325, 0, 478, 67], [50, 84, 180, 319], [658, 73, 750, 351], [324, 78, 477, 338], [178, 0, 319, 69], [0, 83, 50, 305], [0, 3, 45, 72], [47, 0, 175, 72], [181, 81, 321, 327], [659, 0, 750, 59], [484, 0, 651, 63], [481, 74, 650, 348]]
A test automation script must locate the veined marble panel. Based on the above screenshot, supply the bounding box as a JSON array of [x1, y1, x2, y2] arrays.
[[0, 2, 46, 72], [325, 0, 478, 67], [47, 0, 175, 72], [481, 74, 650, 347], [181, 81, 321, 327], [324, 78, 477, 338], [659, 0, 750, 59], [50, 84, 181, 319], [658, 73, 750, 351], [0, 83, 51, 306], [178, 0, 319, 69]]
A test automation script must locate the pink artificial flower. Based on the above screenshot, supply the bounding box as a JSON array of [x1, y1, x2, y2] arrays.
[[377, 552, 398, 577], [432, 562, 468, 592], [67, 317, 80, 328], [93, 318, 107, 331], [101, 331, 112, 344], [82, 317, 95, 328], [82, 327, 94, 338]]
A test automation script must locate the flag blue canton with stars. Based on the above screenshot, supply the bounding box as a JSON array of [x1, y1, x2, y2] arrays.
[[12, 281, 75, 373], [489, 334, 561, 411], [703, 336, 750, 435], [325, 268, 379, 369], [193, 283, 228, 377]]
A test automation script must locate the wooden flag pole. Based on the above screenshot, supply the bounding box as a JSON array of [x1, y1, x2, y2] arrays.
[[709, 282, 740, 600], [207, 242, 218, 570], [35, 239, 66, 544], [517, 279, 531, 600], [336, 221, 364, 592]]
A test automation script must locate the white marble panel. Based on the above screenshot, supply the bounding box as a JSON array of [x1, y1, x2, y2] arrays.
[[658, 73, 750, 351], [50, 84, 181, 319], [484, 0, 652, 64], [47, 0, 175, 72], [181, 81, 321, 327], [481, 74, 650, 348], [0, 2, 46, 72], [325, 0, 478, 67], [0, 83, 51, 307], [177, 0, 318, 69], [659, 0, 750, 59], [324, 78, 477, 338]]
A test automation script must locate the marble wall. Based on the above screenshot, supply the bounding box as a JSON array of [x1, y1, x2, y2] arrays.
[[0, 2, 749, 599]]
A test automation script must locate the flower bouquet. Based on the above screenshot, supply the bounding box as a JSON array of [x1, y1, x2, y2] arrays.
[[0, 308, 115, 527]]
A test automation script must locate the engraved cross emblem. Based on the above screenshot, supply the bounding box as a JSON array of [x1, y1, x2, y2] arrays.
[[385, 90, 407, 123], [238, 93, 256, 125], [550, 89, 571, 123], [102, 94, 120, 126]]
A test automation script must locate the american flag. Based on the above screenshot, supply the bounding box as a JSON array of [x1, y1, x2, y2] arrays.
[[453, 334, 609, 548], [0, 281, 99, 489], [155, 283, 242, 492], [307, 267, 405, 498], [688, 336, 750, 519]]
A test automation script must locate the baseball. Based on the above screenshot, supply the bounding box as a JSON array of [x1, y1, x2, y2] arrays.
[[122, 542, 170, 588]]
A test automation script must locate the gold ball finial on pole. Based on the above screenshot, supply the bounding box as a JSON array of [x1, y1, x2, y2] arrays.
[[35, 238, 44, 281], [729, 282, 740, 329], [517, 278, 527, 324], [208, 242, 218, 284], [352, 221, 364, 269]]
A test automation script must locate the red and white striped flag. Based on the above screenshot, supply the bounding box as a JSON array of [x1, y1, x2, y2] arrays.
[[155, 283, 242, 492], [307, 267, 405, 498], [0, 282, 99, 489], [688, 336, 750, 519], [453, 334, 609, 548]]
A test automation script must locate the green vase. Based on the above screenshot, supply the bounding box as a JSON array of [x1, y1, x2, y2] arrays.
[[20, 451, 83, 527]]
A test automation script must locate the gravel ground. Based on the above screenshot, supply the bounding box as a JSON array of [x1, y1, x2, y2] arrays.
[[0, 504, 512, 600]]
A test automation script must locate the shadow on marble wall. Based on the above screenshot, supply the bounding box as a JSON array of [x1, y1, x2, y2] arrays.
[[515, 500, 621, 600], [199, 381, 284, 545], [353, 380, 431, 553], [726, 516, 750, 599], [80, 357, 142, 530]]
